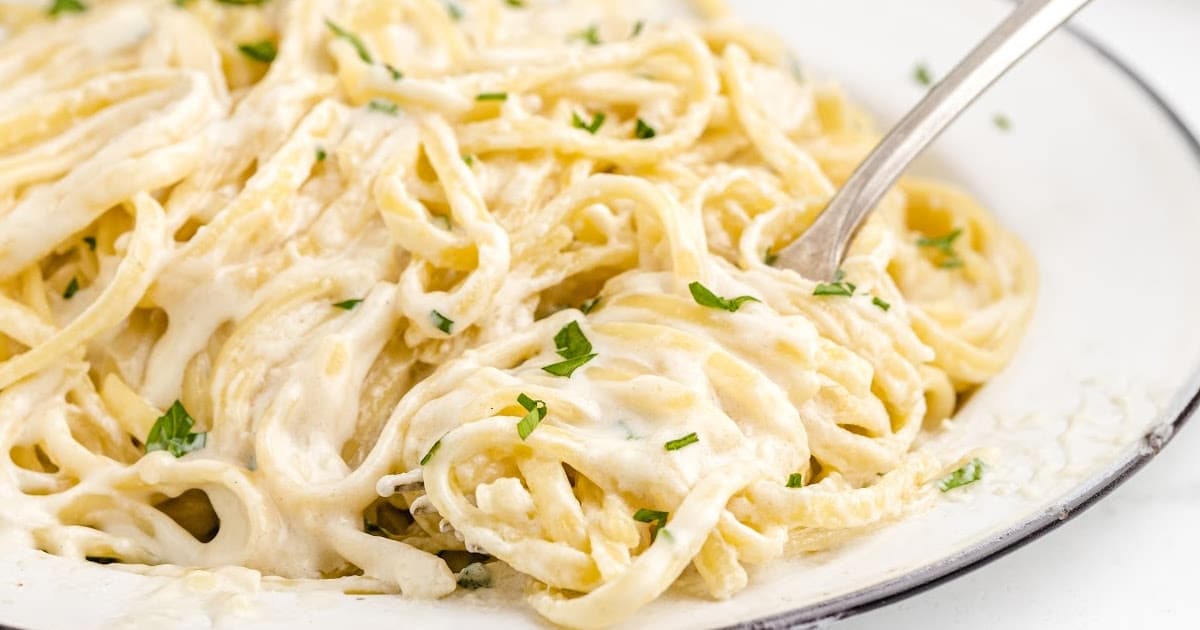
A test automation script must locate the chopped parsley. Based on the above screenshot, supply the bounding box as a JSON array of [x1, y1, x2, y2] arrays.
[[579, 297, 600, 314], [913, 63, 933, 87], [916, 228, 964, 269], [763, 249, 778, 266], [315, 147, 327, 162], [938, 458, 984, 492], [237, 40, 277, 63], [419, 438, 442, 465], [332, 298, 363, 310], [516, 393, 547, 440], [572, 111, 606, 134], [367, 99, 399, 115], [993, 113, 1011, 131], [575, 24, 601, 46], [83, 236, 97, 251], [446, 2, 463, 20], [543, 321, 596, 377], [634, 118, 656, 139], [786, 472, 804, 488], [145, 400, 207, 458], [503, 0, 524, 7], [385, 63, 403, 80], [664, 432, 698, 451], [49, 0, 86, 16], [631, 20, 645, 37], [688, 281, 758, 312], [813, 269, 855, 297], [325, 19, 373, 64], [462, 154, 475, 166], [872, 296, 891, 311], [62, 277, 80, 299], [633, 508, 669, 541], [476, 92, 508, 101], [457, 562, 492, 589], [431, 309, 454, 334]]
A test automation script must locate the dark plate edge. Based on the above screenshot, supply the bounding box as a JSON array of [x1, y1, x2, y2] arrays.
[[725, 18, 1200, 630]]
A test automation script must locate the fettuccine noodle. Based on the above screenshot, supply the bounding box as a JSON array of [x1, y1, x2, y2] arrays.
[[0, 0, 1035, 627]]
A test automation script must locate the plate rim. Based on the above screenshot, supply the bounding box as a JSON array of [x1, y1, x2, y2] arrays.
[[724, 20, 1200, 630]]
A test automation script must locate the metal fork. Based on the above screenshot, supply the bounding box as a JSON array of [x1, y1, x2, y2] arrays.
[[774, 0, 1093, 280]]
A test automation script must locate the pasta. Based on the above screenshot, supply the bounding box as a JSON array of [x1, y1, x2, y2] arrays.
[[0, 0, 1036, 627]]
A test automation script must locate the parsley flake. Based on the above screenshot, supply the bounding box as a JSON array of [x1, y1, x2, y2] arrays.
[[572, 111, 606, 134], [462, 154, 475, 166], [145, 400, 207, 458], [516, 393, 547, 440], [579, 297, 600, 314], [49, 0, 86, 16], [916, 228, 964, 269], [575, 24, 601, 45], [939, 458, 984, 492], [385, 63, 403, 80], [688, 281, 758, 312], [872, 296, 891, 311], [993, 113, 1012, 131], [431, 310, 454, 334], [237, 40, 277, 63], [913, 63, 933, 87], [542, 354, 596, 377], [763, 249, 778, 266], [367, 99, 399, 115], [446, 2, 463, 20], [633, 508, 669, 541], [543, 321, 596, 377], [332, 298, 363, 310], [325, 19, 373, 64], [503, 0, 524, 7], [419, 438, 442, 465], [634, 118, 656, 139], [476, 92, 508, 101], [664, 432, 698, 451], [315, 147, 327, 162], [631, 20, 645, 37], [62, 277, 80, 299]]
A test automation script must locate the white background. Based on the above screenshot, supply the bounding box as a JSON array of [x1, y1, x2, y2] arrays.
[[833, 1, 1200, 628]]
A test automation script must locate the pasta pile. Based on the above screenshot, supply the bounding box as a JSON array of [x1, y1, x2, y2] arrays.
[[0, 0, 1035, 627]]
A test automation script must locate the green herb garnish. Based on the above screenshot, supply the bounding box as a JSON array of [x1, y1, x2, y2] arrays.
[[325, 19, 373, 64], [633, 508, 669, 541], [763, 250, 778, 266], [938, 458, 984, 492], [786, 472, 804, 488], [145, 400, 207, 458], [634, 118, 656, 139], [462, 154, 475, 166], [688, 281, 758, 312], [993, 113, 1011, 131], [367, 99, 399, 115], [431, 309, 454, 334], [575, 24, 601, 45], [83, 236, 97, 251], [872, 296, 891, 311], [631, 20, 645, 37], [385, 63, 403, 80], [420, 438, 442, 465], [48, 0, 86, 16], [237, 40, 277, 63], [813, 269, 856, 297], [579, 297, 600, 314], [516, 393, 547, 440], [62, 277, 79, 299], [503, 0, 524, 7], [315, 147, 327, 162], [476, 92, 508, 101], [916, 228, 963, 269], [333, 299, 363, 310], [572, 111, 606, 134], [446, 2, 463, 20], [543, 321, 596, 377], [913, 63, 933, 87], [664, 432, 698, 451]]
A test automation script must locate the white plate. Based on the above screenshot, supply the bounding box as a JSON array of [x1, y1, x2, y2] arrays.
[[3, 1, 1199, 628]]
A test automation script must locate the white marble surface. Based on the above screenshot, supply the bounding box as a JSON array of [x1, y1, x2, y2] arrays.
[[833, 1, 1200, 629]]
